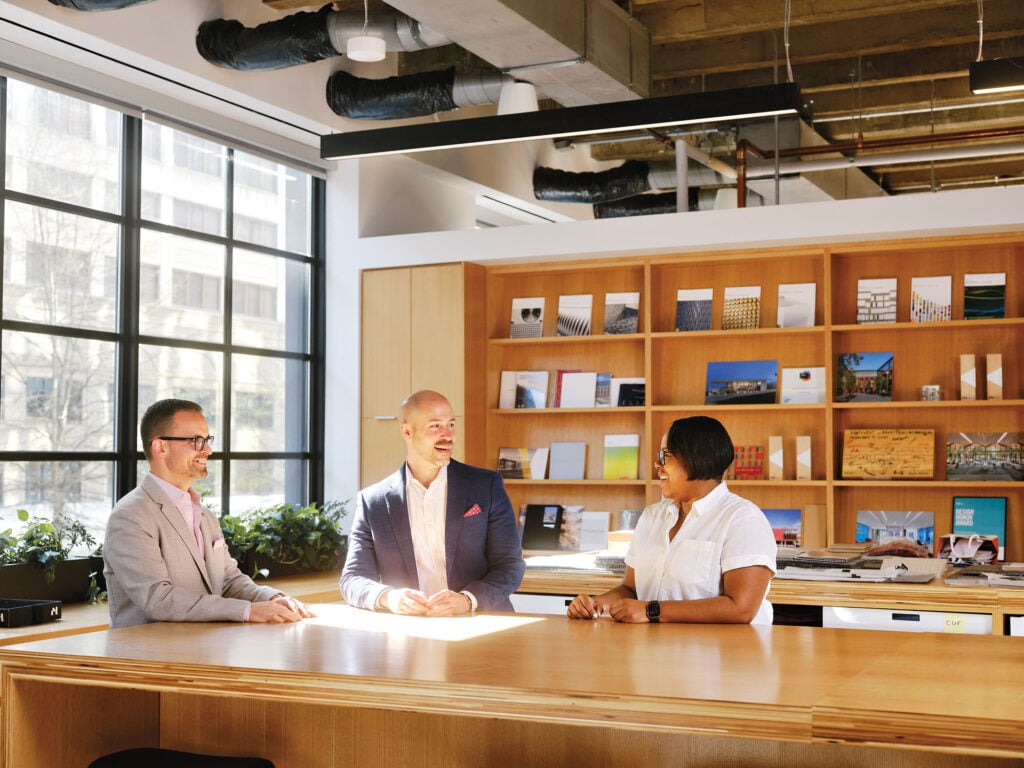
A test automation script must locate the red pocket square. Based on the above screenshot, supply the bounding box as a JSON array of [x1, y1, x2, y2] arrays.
[[464, 504, 482, 518]]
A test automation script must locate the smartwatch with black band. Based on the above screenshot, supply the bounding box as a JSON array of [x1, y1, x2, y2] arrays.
[[646, 600, 661, 623]]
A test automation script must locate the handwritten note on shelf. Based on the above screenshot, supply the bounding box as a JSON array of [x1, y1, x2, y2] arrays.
[[841, 429, 935, 479]]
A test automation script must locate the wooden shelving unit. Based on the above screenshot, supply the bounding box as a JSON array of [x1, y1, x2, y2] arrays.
[[467, 232, 1023, 557]]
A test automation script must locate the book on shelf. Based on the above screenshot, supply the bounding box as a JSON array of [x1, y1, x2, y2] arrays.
[[705, 359, 777, 405], [763, 508, 802, 548], [602, 434, 640, 480], [559, 371, 598, 408], [548, 441, 587, 480], [909, 274, 951, 322], [552, 368, 582, 407], [779, 366, 826, 404], [776, 282, 816, 327], [952, 496, 1007, 560], [947, 432, 1021, 482], [498, 370, 548, 408], [609, 377, 645, 407], [675, 288, 712, 331], [509, 296, 545, 338], [594, 372, 612, 406], [726, 445, 763, 480], [521, 503, 564, 550], [496, 447, 549, 480], [963, 272, 1006, 320], [603, 291, 639, 334], [835, 351, 893, 402], [856, 277, 897, 324], [559, 508, 611, 551], [556, 293, 593, 336], [855, 510, 934, 552], [722, 285, 761, 330], [841, 428, 934, 479]]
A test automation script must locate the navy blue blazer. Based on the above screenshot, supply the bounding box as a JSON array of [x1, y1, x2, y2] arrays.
[[340, 460, 525, 611]]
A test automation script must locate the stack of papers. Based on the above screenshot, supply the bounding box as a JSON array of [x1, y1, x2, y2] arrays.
[[775, 553, 947, 583], [945, 563, 1024, 587]]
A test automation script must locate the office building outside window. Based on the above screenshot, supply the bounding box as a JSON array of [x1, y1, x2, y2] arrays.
[[0, 76, 325, 549]]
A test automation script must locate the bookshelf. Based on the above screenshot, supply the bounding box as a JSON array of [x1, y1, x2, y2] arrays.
[[466, 232, 1023, 556]]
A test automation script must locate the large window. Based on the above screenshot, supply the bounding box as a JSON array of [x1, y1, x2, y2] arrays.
[[0, 77, 325, 548]]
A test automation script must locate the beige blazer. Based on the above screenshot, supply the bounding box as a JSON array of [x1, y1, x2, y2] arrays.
[[104, 474, 278, 629]]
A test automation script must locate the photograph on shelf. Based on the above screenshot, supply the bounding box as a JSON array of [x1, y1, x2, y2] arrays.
[[726, 445, 764, 480], [909, 274, 952, 323], [603, 291, 640, 334], [946, 432, 1023, 482], [602, 434, 640, 480], [509, 296, 545, 338], [952, 496, 1007, 560], [496, 447, 549, 480], [776, 282, 816, 327], [556, 293, 593, 336], [548, 441, 587, 480], [963, 272, 1006, 320], [705, 359, 777, 405], [722, 285, 761, 330], [842, 428, 934, 479], [762, 508, 802, 548], [779, 366, 827, 404], [835, 351, 893, 402], [855, 509, 934, 551], [675, 287, 713, 331], [856, 277, 897, 324]]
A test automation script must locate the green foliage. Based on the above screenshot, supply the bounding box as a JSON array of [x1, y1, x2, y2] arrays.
[[1, 509, 98, 583], [221, 500, 349, 575]]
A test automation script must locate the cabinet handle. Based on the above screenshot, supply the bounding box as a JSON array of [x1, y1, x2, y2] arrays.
[[373, 415, 397, 420]]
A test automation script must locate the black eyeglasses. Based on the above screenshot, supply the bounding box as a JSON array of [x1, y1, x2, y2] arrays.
[[159, 435, 215, 451], [657, 448, 671, 466]]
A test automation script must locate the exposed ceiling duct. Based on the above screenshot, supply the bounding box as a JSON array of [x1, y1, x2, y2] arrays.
[[533, 160, 725, 204], [46, 0, 153, 9], [196, 5, 450, 71]]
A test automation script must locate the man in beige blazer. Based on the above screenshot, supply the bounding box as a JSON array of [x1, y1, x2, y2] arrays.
[[104, 399, 313, 629]]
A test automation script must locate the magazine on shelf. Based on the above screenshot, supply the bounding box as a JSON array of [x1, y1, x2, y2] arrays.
[[952, 496, 1007, 560], [835, 351, 893, 402], [514, 371, 549, 408], [705, 359, 777, 405], [909, 275, 952, 323], [509, 296, 545, 338], [594, 372, 612, 406], [552, 368, 582, 407], [763, 508, 802, 548], [856, 277, 897, 323], [722, 285, 761, 330], [521, 504, 564, 550], [675, 288, 713, 331], [558, 371, 598, 408], [603, 291, 640, 334], [963, 272, 1006, 320], [548, 441, 587, 480], [556, 293, 593, 336], [602, 434, 640, 480], [725, 445, 763, 480], [855, 509, 935, 551], [779, 366, 826, 404], [776, 282, 816, 327], [609, 377, 645, 407], [496, 447, 549, 480]]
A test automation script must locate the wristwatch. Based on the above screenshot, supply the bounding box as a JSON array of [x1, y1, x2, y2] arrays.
[[646, 600, 661, 623]]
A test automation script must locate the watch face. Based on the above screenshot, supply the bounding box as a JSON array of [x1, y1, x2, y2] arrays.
[[647, 601, 660, 619]]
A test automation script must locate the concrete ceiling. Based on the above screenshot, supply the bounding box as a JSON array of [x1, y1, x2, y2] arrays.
[[267, 0, 1024, 196]]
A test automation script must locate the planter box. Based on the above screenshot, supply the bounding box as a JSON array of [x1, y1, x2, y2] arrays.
[[0, 558, 94, 603]]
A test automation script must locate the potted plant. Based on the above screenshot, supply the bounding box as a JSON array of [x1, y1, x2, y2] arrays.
[[220, 500, 349, 579], [0, 509, 100, 603]]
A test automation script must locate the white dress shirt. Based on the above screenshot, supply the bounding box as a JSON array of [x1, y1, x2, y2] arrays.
[[406, 464, 450, 597]]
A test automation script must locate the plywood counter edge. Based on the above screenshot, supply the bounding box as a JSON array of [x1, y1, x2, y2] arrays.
[[0, 649, 811, 744]]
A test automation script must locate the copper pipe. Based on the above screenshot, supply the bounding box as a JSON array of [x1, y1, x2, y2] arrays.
[[736, 140, 748, 208]]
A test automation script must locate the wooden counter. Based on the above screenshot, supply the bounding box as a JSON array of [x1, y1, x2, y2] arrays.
[[1, 603, 1022, 767]]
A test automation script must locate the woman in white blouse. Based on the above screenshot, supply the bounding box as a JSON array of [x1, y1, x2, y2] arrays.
[[567, 416, 777, 625]]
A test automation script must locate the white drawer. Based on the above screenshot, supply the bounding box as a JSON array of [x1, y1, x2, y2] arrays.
[[823, 606, 991, 634]]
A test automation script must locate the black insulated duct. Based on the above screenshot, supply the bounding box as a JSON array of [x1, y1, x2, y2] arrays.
[[47, 0, 153, 9], [197, 5, 340, 71], [326, 68, 511, 120], [533, 160, 653, 204], [593, 191, 689, 218]]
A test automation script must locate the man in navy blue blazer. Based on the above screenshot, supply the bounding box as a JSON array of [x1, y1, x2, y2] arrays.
[[341, 390, 525, 614]]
